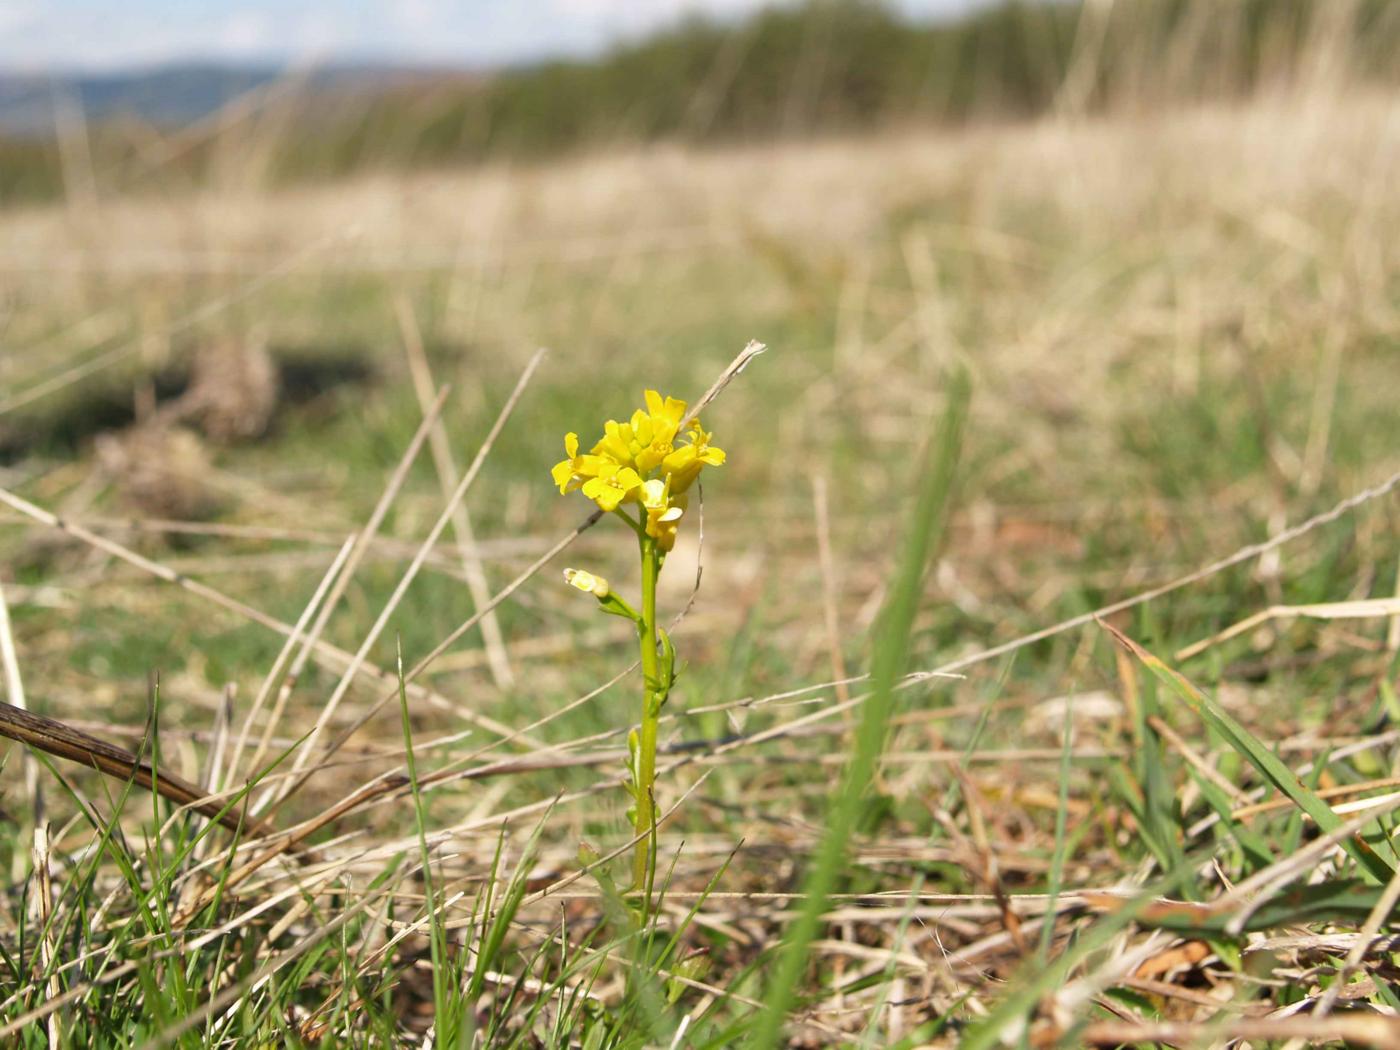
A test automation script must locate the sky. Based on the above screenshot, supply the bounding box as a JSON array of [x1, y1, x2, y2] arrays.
[[0, 0, 991, 72]]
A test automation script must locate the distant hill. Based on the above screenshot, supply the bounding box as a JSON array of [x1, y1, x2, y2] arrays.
[[267, 0, 1400, 181], [2, 0, 1398, 205], [0, 63, 470, 136]]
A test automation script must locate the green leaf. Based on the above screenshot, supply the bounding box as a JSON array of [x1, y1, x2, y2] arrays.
[[1187, 768, 1275, 869], [1100, 621, 1396, 884]]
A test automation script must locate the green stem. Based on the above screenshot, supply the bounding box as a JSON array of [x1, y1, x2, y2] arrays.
[[613, 506, 644, 536], [632, 534, 661, 895]]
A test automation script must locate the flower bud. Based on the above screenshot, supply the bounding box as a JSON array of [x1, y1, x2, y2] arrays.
[[563, 567, 610, 598]]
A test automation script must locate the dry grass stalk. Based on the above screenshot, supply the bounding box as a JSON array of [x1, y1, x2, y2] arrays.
[[30, 823, 61, 1050], [0, 479, 525, 743], [811, 475, 851, 706], [0, 227, 357, 418], [0, 579, 39, 820], [1177, 596, 1400, 660], [0, 701, 295, 847], [396, 293, 515, 688], [262, 348, 546, 813], [227, 533, 356, 784], [1068, 1014, 1400, 1049]]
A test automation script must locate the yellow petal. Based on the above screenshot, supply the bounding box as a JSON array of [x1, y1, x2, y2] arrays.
[[551, 460, 575, 492], [644, 389, 663, 416], [582, 477, 619, 511], [667, 459, 703, 494], [564, 432, 579, 458], [641, 478, 667, 509], [576, 454, 609, 476], [662, 445, 695, 475], [597, 421, 631, 463]]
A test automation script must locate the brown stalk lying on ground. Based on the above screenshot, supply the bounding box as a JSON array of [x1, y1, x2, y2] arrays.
[[0, 699, 307, 850]]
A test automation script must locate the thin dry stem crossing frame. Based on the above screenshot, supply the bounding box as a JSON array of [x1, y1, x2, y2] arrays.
[[0, 481, 524, 742], [263, 348, 545, 812], [396, 292, 516, 688]]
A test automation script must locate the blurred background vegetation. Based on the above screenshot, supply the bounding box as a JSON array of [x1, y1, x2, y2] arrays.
[[5, 0, 1400, 203]]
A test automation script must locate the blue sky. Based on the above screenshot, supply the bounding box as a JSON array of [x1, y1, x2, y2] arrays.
[[0, 0, 991, 72]]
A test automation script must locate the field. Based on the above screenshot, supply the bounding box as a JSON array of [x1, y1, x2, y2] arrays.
[[2, 77, 1400, 1046]]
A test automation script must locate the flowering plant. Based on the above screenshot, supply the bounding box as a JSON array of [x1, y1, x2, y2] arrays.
[[552, 390, 725, 893]]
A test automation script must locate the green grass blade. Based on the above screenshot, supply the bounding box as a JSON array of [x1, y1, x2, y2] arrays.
[[1129, 878, 1391, 935], [749, 366, 970, 1048], [1186, 768, 1276, 869], [1101, 620, 1396, 884]]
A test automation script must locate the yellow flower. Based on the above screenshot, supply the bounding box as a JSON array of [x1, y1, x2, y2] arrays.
[[592, 418, 638, 468], [580, 460, 643, 512], [640, 478, 686, 552], [662, 421, 726, 494], [589, 390, 689, 474], [550, 389, 718, 520], [635, 390, 687, 471], [554, 431, 641, 511]]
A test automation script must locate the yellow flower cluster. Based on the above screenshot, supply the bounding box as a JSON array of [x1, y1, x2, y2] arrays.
[[551, 389, 725, 550]]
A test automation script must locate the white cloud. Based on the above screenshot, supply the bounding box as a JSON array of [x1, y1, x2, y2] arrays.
[[548, 0, 775, 33], [288, 10, 354, 57], [394, 0, 448, 29], [0, 0, 42, 34], [217, 12, 276, 57]]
